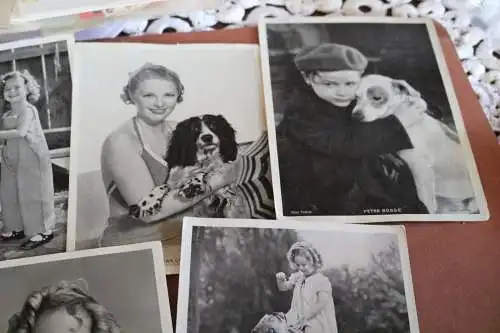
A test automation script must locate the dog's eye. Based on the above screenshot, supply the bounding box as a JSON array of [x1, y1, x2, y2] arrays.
[[367, 86, 388, 106]]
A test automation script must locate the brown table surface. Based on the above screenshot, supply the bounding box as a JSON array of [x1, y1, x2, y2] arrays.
[[96, 25, 500, 333]]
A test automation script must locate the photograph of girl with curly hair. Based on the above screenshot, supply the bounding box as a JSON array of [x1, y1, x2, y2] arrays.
[[177, 217, 420, 333], [7, 279, 121, 333], [0, 35, 74, 261], [68, 43, 275, 274], [0, 241, 173, 333]]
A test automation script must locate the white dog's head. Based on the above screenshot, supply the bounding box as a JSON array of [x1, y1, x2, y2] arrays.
[[352, 74, 426, 122]]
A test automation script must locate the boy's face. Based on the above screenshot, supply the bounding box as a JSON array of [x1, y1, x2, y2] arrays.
[[304, 70, 362, 107]]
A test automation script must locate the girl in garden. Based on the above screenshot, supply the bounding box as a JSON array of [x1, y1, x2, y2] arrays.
[[276, 241, 338, 333]]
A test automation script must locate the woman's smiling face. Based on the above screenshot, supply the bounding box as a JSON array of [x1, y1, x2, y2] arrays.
[[133, 77, 179, 125]]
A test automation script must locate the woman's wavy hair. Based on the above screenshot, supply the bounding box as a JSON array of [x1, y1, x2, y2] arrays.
[[0, 70, 41, 106], [7, 279, 121, 333], [121, 62, 184, 105], [286, 241, 324, 272]]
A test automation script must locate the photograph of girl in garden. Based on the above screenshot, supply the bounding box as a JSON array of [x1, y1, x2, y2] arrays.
[[177, 218, 419, 333]]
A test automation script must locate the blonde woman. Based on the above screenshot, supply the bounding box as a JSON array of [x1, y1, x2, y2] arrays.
[[7, 279, 121, 333], [0, 70, 55, 250], [100, 63, 241, 245]]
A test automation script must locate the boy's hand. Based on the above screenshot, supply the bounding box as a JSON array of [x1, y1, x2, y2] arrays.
[[296, 316, 306, 330]]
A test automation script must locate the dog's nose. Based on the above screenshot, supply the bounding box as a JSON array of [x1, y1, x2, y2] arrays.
[[200, 134, 213, 143], [352, 108, 364, 121]]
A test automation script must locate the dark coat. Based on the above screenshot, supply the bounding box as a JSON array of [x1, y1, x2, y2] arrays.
[[276, 88, 428, 215]]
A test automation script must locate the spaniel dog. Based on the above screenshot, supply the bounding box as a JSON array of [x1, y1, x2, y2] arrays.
[[252, 312, 303, 333], [165, 114, 249, 218]]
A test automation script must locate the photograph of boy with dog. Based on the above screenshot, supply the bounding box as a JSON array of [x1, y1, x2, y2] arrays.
[[0, 36, 73, 261], [68, 42, 274, 273], [176, 218, 419, 333], [260, 18, 487, 221]]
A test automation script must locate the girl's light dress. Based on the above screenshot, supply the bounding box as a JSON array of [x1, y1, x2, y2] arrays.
[[286, 272, 338, 333], [0, 104, 55, 235]]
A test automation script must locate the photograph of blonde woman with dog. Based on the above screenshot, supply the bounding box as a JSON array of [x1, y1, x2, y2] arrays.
[[0, 36, 74, 261], [0, 242, 172, 333], [176, 218, 419, 333], [260, 18, 487, 222], [68, 42, 275, 273]]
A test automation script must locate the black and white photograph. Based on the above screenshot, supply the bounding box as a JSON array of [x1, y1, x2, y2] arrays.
[[0, 241, 172, 333], [177, 217, 419, 333], [259, 17, 488, 222], [67, 43, 275, 274], [0, 35, 73, 261]]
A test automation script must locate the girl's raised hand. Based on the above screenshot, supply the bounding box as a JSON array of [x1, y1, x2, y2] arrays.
[[275, 272, 287, 282]]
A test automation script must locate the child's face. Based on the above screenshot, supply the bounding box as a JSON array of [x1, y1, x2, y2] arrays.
[[294, 252, 315, 277], [3, 76, 27, 104], [304, 70, 362, 107], [34, 306, 92, 333]]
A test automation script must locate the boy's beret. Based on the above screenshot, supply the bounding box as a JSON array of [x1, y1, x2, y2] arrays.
[[294, 43, 368, 73]]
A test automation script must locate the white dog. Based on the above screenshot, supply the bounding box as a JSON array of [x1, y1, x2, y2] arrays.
[[353, 74, 476, 214]]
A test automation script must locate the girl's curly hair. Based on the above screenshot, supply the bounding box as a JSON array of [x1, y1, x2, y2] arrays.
[[7, 279, 121, 333], [0, 70, 41, 105], [286, 241, 324, 272]]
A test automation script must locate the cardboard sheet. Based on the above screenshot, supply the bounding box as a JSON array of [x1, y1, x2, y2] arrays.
[[109, 27, 500, 333]]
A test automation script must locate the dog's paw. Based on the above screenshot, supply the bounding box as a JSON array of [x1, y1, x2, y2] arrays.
[[176, 173, 211, 199]]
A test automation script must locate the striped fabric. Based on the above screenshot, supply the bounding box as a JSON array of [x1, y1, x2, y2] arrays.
[[235, 132, 276, 219]]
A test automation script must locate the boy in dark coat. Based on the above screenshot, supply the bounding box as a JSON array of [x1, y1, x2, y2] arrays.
[[276, 43, 428, 215]]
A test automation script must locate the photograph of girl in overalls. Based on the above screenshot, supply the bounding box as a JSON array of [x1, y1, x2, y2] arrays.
[[0, 70, 55, 250]]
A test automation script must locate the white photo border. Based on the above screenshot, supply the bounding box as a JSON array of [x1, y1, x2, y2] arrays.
[[176, 216, 420, 333], [257, 16, 489, 223], [0, 241, 173, 333]]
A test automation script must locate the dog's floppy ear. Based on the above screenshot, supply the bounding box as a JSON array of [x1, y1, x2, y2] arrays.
[[215, 115, 238, 163], [166, 117, 199, 168], [391, 79, 420, 98]]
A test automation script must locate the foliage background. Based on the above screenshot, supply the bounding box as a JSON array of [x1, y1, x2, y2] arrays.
[[187, 226, 410, 333]]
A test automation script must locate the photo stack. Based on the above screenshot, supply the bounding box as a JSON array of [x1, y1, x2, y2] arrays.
[[0, 15, 491, 333]]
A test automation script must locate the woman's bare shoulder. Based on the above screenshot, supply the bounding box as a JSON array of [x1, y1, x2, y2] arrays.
[[102, 119, 139, 155]]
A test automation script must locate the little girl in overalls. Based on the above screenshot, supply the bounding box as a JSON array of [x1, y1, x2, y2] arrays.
[[276, 241, 338, 333], [0, 70, 55, 250]]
